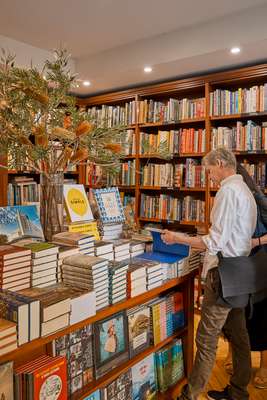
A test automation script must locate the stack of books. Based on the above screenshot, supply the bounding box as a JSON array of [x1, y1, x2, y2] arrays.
[[22, 242, 59, 288], [129, 240, 145, 259], [62, 254, 109, 311], [0, 318, 17, 356], [94, 240, 114, 261], [145, 261, 163, 291], [155, 339, 184, 393], [0, 289, 40, 345], [127, 260, 147, 297], [141, 163, 174, 187], [52, 324, 94, 396], [57, 245, 80, 282], [14, 355, 67, 399], [111, 239, 130, 262], [108, 260, 129, 304], [0, 245, 31, 291], [19, 286, 71, 337], [99, 223, 123, 241], [52, 232, 95, 255], [93, 187, 125, 241], [8, 176, 40, 206], [68, 220, 100, 240]]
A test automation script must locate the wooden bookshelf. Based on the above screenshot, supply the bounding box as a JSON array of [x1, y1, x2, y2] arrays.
[[77, 62, 267, 232], [0, 270, 195, 400]]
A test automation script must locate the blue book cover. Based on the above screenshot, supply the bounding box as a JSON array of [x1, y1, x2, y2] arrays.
[[138, 231, 190, 264], [132, 354, 157, 400], [0, 205, 44, 243], [83, 390, 100, 400]]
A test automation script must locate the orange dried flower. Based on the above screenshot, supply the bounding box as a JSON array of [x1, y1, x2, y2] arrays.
[[70, 148, 89, 163], [104, 143, 122, 153], [18, 136, 33, 146], [75, 121, 93, 137], [36, 134, 48, 148]]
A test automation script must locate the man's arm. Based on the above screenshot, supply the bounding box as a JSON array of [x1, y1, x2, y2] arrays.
[[162, 187, 237, 253], [161, 230, 206, 250]]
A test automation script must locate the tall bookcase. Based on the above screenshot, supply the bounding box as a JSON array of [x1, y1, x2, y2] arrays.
[[78, 63, 267, 234]]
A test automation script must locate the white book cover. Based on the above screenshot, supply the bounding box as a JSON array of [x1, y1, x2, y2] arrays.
[[63, 185, 94, 223]]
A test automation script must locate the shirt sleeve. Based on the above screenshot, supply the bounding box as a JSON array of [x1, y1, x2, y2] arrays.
[[202, 187, 237, 255]]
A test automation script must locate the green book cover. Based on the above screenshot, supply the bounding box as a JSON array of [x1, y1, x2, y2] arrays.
[[23, 242, 57, 252]]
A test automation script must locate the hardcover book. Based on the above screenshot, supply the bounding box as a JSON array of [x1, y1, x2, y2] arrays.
[[127, 306, 150, 358], [93, 187, 125, 223], [138, 230, 190, 264], [94, 311, 129, 379], [0, 205, 44, 243], [63, 185, 94, 223], [33, 356, 67, 400], [131, 354, 157, 400], [0, 361, 13, 400]]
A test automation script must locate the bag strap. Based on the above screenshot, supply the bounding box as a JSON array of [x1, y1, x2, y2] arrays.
[[217, 251, 223, 261]]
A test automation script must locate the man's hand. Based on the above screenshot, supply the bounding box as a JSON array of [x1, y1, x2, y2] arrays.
[[161, 230, 178, 245], [161, 230, 189, 245]]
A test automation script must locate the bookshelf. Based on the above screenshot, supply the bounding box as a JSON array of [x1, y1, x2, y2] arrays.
[[77, 62, 267, 233], [0, 271, 196, 400]]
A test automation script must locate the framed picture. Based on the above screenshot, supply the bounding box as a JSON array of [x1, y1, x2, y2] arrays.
[[93, 187, 125, 224], [94, 311, 129, 378]]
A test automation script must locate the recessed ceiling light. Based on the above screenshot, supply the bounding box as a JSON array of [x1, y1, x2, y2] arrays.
[[83, 81, 91, 86], [230, 47, 241, 54], [144, 66, 152, 73]]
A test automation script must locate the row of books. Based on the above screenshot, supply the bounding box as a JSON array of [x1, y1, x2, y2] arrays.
[[138, 97, 206, 123], [210, 84, 267, 116], [108, 160, 136, 186], [8, 177, 77, 206], [122, 129, 136, 155], [51, 293, 184, 396], [241, 162, 267, 189], [141, 160, 206, 188], [140, 194, 205, 222], [140, 128, 206, 155], [87, 102, 137, 127], [87, 98, 206, 128], [211, 121, 267, 151], [0, 336, 184, 399]]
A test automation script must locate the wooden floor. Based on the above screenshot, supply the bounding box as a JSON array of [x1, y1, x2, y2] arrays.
[[194, 315, 266, 400]]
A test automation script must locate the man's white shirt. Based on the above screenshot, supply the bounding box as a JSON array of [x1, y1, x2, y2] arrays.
[[202, 174, 257, 278]]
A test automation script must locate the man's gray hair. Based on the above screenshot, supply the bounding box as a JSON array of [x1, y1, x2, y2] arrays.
[[202, 148, 237, 170]]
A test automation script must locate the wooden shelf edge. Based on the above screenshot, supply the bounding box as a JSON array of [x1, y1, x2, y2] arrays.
[[210, 111, 267, 120], [139, 118, 205, 127], [156, 377, 187, 399], [72, 328, 188, 400], [140, 186, 205, 192], [0, 275, 195, 364]]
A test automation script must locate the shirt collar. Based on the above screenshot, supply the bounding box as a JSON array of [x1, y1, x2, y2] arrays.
[[220, 174, 243, 187]]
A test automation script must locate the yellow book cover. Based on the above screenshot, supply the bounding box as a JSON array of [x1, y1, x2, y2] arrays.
[[68, 223, 100, 240], [63, 184, 94, 223]]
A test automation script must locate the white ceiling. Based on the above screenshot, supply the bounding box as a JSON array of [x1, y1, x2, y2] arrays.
[[1, 0, 267, 95]]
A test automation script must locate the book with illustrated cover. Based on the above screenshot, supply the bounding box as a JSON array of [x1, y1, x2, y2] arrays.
[[0, 205, 44, 243], [131, 354, 157, 400], [94, 311, 129, 379], [0, 361, 13, 400], [101, 369, 132, 400], [155, 339, 184, 392], [93, 187, 125, 224], [83, 390, 101, 400], [63, 185, 94, 223], [32, 356, 67, 400], [127, 306, 150, 358], [52, 324, 94, 396]]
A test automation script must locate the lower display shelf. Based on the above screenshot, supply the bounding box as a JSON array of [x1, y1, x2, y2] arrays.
[[72, 327, 188, 400], [157, 377, 187, 399]]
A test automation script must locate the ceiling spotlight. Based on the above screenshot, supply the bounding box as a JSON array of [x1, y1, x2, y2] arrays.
[[83, 81, 91, 86], [144, 66, 152, 73], [230, 47, 241, 54]]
